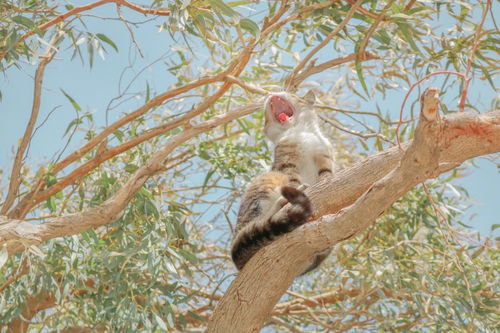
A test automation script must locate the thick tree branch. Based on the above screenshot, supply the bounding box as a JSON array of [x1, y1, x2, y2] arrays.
[[8, 43, 252, 218], [2, 106, 499, 256], [7, 71, 230, 218], [206, 89, 500, 332], [0, 103, 261, 255], [225, 76, 269, 95], [4, 291, 55, 333], [6, 1, 289, 219]]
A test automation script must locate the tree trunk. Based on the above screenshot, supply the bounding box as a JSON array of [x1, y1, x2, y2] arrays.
[[206, 89, 500, 332]]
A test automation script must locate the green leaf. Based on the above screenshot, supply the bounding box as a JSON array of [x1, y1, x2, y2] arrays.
[[113, 129, 123, 142], [154, 313, 169, 330], [46, 196, 56, 213], [145, 82, 150, 103], [96, 33, 118, 52], [60, 89, 81, 111], [45, 173, 58, 186], [64, 118, 83, 137], [391, 13, 414, 20], [178, 249, 199, 263], [198, 149, 210, 160], [396, 22, 421, 53], [202, 168, 215, 189], [480, 66, 496, 90], [187, 310, 205, 322], [208, 0, 239, 18], [145, 200, 159, 218], [239, 18, 259, 37], [491, 224, 500, 231], [87, 39, 94, 68], [355, 60, 369, 96], [358, 138, 369, 151], [236, 119, 251, 135], [227, 1, 252, 6], [124, 164, 139, 173], [193, 11, 215, 37], [12, 16, 34, 29], [471, 282, 486, 292], [372, 29, 392, 46]]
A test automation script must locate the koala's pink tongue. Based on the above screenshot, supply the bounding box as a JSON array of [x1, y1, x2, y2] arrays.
[[278, 113, 289, 122], [269, 95, 294, 123]]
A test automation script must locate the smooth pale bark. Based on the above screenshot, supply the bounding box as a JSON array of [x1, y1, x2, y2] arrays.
[[206, 90, 500, 332]]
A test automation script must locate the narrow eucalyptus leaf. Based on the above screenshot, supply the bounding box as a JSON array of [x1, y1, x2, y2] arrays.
[[96, 33, 118, 52], [240, 18, 259, 37]]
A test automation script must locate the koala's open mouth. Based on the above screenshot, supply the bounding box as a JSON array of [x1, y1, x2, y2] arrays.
[[267, 95, 295, 124]]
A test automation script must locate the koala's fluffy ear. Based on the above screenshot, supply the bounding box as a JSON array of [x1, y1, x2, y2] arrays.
[[303, 90, 316, 104]]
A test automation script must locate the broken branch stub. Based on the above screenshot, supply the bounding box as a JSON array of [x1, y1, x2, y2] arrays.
[[207, 87, 447, 333]]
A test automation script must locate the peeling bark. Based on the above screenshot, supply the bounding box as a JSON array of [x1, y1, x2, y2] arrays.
[[1, 92, 499, 332], [206, 89, 500, 332]]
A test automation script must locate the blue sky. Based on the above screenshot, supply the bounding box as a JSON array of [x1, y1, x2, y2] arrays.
[[0, 2, 498, 237]]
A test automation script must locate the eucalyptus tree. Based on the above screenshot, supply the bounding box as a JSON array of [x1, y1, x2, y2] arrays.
[[0, 0, 498, 332]]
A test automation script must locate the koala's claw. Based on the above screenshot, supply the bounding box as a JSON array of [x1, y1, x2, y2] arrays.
[[276, 196, 288, 207], [297, 183, 310, 192]]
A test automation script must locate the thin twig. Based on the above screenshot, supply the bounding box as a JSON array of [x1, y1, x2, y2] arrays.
[[1, 31, 64, 215], [268, 317, 308, 333], [422, 183, 477, 315], [0, 0, 174, 60], [0, 0, 112, 60], [320, 115, 393, 143], [458, 0, 491, 111], [404, 0, 418, 11], [116, 3, 144, 58], [316, 103, 413, 125], [344, 0, 390, 21], [7, 1, 306, 218], [357, 0, 395, 59], [290, 52, 379, 89], [285, 0, 364, 89]]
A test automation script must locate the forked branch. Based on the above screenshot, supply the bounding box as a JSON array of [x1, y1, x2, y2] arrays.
[[0, 103, 261, 256], [5, 0, 300, 219], [206, 88, 500, 332]]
